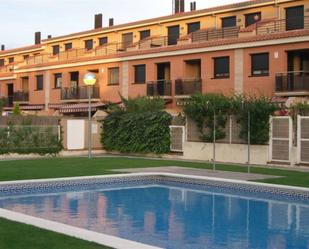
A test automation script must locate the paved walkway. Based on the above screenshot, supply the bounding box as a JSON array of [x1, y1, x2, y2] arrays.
[[112, 166, 282, 181]]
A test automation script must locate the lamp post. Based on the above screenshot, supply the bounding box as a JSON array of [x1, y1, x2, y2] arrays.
[[83, 72, 97, 159]]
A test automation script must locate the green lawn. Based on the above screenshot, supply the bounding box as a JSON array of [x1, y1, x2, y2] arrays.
[[0, 156, 308, 249], [0, 218, 110, 249], [0, 156, 308, 187]]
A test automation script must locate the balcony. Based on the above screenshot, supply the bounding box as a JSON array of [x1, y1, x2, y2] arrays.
[[256, 15, 308, 35], [61, 86, 100, 101], [13, 91, 29, 102], [275, 71, 309, 95], [175, 79, 202, 96], [147, 80, 172, 97], [192, 26, 240, 43]]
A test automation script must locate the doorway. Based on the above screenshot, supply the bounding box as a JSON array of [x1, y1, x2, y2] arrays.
[[286, 5, 304, 31], [156, 62, 171, 96]]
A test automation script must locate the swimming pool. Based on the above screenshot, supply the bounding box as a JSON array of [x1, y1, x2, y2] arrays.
[[0, 174, 308, 249]]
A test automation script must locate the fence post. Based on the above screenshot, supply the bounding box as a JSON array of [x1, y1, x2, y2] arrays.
[[229, 115, 232, 144], [247, 110, 251, 173], [213, 110, 216, 172], [297, 115, 301, 165]]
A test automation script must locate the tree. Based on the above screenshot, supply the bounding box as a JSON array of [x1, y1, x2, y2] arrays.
[[13, 103, 22, 115]]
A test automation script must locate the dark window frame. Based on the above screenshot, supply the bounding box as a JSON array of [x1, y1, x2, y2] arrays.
[[187, 22, 200, 34], [85, 39, 93, 50], [134, 64, 146, 84], [0, 59, 4, 67], [108, 67, 120, 85], [251, 53, 269, 77], [140, 30, 151, 40], [245, 12, 261, 27], [52, 45, 60, 55], [8, 57, 14, 64], [36, 75, 44, 91], [221, 16, 237, 28], [99, 37, 108, 46], [64, 43, 72, 51], [54, 73, 62, 89], [213, 56, 230, 79]]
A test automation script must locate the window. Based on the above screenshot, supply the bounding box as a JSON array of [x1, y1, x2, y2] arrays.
[[23, 54, 29, 60], [251, 53, 269, 76], [0, 59, 4, 67], [36, 75, 44, 90], [99, 37, 108, 46], [245, 12, 261, 27], [54, 73, 62, 88], [8, 57, 14, 64], [65, 43, 72, 51], [108, 67, 119, 85], [52, 45, 60, 55], [187, 22, 200, 34], [134, 65, 146, 84], [167, 25, 180, 45], [222, 16, 237, 28], [85, 39, 93, 50], [140, 30, 151, 40], [286, 5, 304, 30], [214, 57, 230, 78]]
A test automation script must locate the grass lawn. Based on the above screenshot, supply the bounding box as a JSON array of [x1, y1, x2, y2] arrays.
[[0, 156, 308, 187], [0, 156, 308, 249], [0, 218, 110, 249]]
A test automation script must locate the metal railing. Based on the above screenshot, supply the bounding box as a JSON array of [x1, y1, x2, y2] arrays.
[[147, 80, 172, 96], [256, 15, 308, 35], [192, 26, 239, 43], [13, 91, 29, 102], [276, 71, 309, 92], [61, 86, 100, 100], [0, 64, 15, 73], [175, 79, 202, 95]]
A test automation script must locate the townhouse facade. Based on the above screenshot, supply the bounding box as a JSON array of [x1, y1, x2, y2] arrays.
[[0, 0, 309, 116]]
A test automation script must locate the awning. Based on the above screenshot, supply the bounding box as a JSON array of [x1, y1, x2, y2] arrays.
[[59, 102, 106, 113], [3, 105, 45, 111]]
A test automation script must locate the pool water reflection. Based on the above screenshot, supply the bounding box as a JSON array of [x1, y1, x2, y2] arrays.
[[0, 185, 308, 249]]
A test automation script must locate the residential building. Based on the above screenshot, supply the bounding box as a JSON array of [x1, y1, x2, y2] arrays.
[[0, 0, 308, 115]]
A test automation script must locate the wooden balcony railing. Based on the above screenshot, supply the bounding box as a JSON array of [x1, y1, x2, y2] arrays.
[[61, 86, 100, 100], [192, 26, 239, 43], [256, 15, 308, 35], [13, 91, 29, 102], [276, 71, 309, 92], [175, 79, 202, 95], [147, 80, 172, 97]]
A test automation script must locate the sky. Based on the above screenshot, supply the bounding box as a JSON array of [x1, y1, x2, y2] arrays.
[[0, 0, 246, 49]]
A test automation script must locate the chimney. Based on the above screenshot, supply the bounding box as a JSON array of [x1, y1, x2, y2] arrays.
[[47, 35, 52, 39], [109, 18, 114, 27], [174, 0, 185, 14], [190, 1, 196, 11], [35, 32, 41, 44], [94, 14, 103, 29], [1, 45, 4, 51]]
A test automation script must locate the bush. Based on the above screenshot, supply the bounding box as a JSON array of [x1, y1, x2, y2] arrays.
[[183, 93, 231, 142], [0, 121, 63, 155], [101, 96, 171, 154]]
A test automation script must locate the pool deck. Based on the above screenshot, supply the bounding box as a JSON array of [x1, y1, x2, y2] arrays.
[[112, 166, 281, 181]]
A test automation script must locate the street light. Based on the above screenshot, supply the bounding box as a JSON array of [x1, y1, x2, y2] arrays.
[[83, 72, 97, 159]]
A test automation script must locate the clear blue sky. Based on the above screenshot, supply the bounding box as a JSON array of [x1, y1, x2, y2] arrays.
[[0, 0, 244, 49]]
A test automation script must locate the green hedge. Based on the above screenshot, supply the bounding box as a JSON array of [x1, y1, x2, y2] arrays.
[[102, 111, 171, 154], [0, 124, 63, 155]]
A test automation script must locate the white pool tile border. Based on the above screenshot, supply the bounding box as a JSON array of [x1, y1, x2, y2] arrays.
[[0, 172, 308, 249], [0, 208, 162, 249]]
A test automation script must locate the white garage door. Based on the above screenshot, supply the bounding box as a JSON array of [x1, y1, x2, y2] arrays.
[[67, 120, 85, 150]]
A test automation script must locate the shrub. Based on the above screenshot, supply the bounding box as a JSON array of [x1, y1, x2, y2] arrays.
[[101, 96, 171, 154], [183, 93, 231, 142], [0, 120, 63, 155]]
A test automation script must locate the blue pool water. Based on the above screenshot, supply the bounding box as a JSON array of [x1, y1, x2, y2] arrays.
[[0, 181, 308, 249]]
